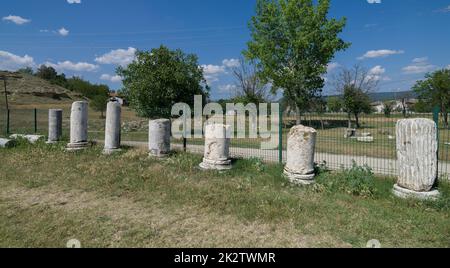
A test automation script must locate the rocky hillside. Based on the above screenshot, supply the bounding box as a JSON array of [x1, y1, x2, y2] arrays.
[[0, 71, 84, 107]]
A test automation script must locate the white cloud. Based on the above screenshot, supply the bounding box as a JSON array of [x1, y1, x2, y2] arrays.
[[367, 0, 381, 3], [44, 61, 99, 72], [402, 57, 436, 74], [67, 0, 81, 3], [0, 50, 35, 71], [447, 65, 450, 70], [358, 49, 404, 60], [201, 64, 226, 84], [327, 62, 341, 73], [218, 84, 237, 94], [58, 27, 69, 36], [95, 47, 137, 66], [368, 65, 390, 81], [2, 15, 31, 25], [100, 74, 123, 83], [437, 5, 450, 13], [222, 59, 240, 68]]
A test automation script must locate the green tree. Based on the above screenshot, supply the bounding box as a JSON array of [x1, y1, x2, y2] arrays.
[[36, 65, 58, 81], [334, 65, 377, 128], [327, 96, 342, 113], [90, 95, 109, 118], [118, 45, 209, 118], [245, 0, 350, 123], [17, 67, 34, 75], [413, 69, 450, 127]]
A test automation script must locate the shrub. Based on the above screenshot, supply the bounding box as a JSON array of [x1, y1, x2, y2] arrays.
[[316, 162, 377, 198]]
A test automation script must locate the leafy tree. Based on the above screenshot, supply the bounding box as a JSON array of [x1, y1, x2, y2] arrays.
[[327, 96, 342, 113], [66, 77, 110, 100], [90, 95, 109, 118], [413, 69, 450, 127], [333, 65, 377, 128], [245, 0, 350, 124], [383, 101, 394, 118], [118, 45, 209, 118], [17, 67, 34, 75], [36, 65, 58, 81]]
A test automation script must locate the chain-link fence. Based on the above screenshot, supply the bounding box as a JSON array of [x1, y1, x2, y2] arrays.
[[1, 106, 449, 178]]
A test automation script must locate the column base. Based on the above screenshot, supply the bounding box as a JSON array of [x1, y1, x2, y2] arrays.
[[199, 158, 232, 171], [66, 142, 89, 152], [283, 169, 315, 185], [393, 184, 440, 201], [103, 148, 122, 155], [149, 152, 170, 159], [46, 140, 60, 144]]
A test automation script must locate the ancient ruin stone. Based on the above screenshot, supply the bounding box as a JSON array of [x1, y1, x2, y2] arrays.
[[47, 109, 63, 143], [67, 101, 89, 151], [394, 118, 440, 200], [149, 119, 171, 157], [199, 124, 232, 170], [284, 125, 317, 185], [103, 101, 122, 154]]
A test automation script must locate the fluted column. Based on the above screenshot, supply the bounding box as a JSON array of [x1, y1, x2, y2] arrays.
[[394, 118, 440, 200]]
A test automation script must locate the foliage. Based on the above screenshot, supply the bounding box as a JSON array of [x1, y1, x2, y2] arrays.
[[17, 67, 34, 75], [118, 45, 209, 118], [333, 65, 377, 128], [413, 69, 450, 127], [316, 162, 377, 198], [245, 0, 350, 122], [383, 101, 395, 118], [90, 95, 109, 118], [35, 65, 110, 100], [327, 96, 342, 113]]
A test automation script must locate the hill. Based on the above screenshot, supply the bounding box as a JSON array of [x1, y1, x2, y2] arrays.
[[367, 91, 418, 102], [0, 71, 84, 108]]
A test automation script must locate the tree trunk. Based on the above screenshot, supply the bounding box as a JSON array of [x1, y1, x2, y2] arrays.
[[347, 113, 352, 129], [354, 113, 361, 128], [296, 106, 302, 125]]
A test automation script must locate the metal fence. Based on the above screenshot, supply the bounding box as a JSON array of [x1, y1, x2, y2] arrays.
[[1, 106, 449, 178]]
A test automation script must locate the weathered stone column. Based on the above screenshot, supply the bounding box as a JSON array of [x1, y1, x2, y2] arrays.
[[149, 119, 171, 157], [47, 109, 63, 144], [103, 101, 122, 154], [0, 138, 15, 148], [394, 118, 440, 200], [67, 101, 89, 151], [199, 124, 232, 170], [284, 125, 317, 185]]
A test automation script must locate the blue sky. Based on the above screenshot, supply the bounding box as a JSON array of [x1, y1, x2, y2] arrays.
[[1, 0, 450, 100]]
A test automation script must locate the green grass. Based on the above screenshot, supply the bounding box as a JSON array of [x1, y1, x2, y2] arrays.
[[0, 142, 449, 248]]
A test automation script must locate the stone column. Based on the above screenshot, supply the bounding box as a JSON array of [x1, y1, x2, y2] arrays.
[[394, 118, 440, 200], [199, 124, 232, 170], [67, 101, 89, 151], [47, 109, 63, 144], [149, 119, 171, 157], [284, 125, 317, 185], [103, 101, 122, 154], [0, 138, 15, 148]]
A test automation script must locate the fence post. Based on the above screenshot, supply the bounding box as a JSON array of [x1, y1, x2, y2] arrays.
[[6, 109, 10, 135], [278, 106, 283, 164], [34, 108, 37, 133], [433, 106, 440, 177]]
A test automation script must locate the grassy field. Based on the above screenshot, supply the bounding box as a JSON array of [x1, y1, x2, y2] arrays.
[[0, 141, 449, 248]]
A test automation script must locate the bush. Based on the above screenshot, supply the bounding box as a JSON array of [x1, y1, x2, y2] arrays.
[[316, 162, 377, 198]]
